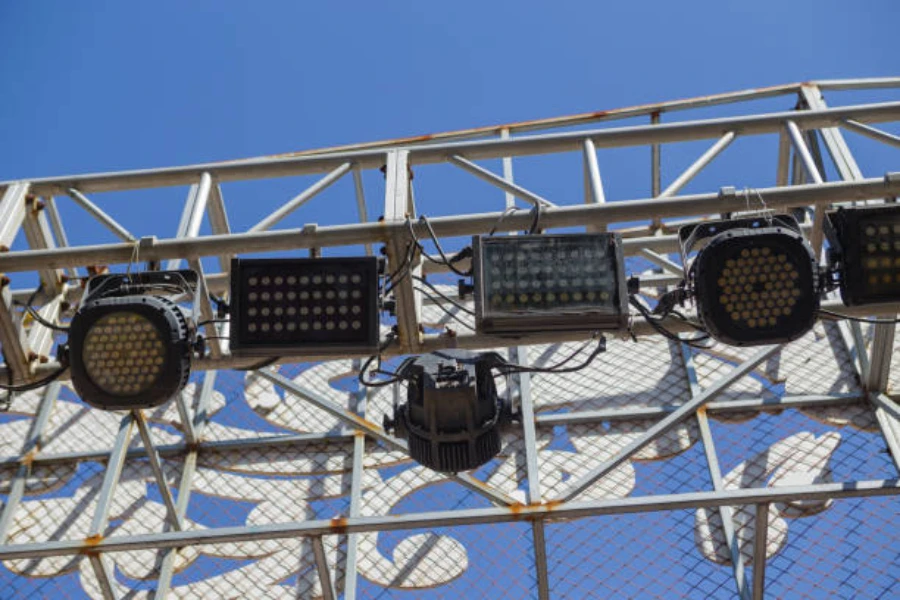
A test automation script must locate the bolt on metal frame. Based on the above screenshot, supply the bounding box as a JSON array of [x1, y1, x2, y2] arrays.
[[0, 78, 899, 598]]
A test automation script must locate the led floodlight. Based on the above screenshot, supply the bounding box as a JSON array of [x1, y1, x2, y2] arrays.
[[680, 215, 819, 346], [229, 257, 379, 356], [473, 233, 628, 335], [384, 350, 513, 473], [68, 271, 198, 410], [825, 205, 900, 306]]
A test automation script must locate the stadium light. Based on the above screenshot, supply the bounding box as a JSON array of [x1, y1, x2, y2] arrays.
[[384, 350, 515, 473], [229, 257, 380, 356], [680, 215, 819, 346], [473, 233, 628, 335], [825, 205, 900, 306], [67, 271, 198, 410]]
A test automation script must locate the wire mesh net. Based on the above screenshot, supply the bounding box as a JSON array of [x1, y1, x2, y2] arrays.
[[1, 323, 897, 598]]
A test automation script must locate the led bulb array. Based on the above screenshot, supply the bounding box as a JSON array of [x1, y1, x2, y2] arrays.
[[859, 222, 900, 291], [82, 312, 166, 396], [230, 257, 379, 356], [474, 234, 627, 334], [715, 247, 802, 329]]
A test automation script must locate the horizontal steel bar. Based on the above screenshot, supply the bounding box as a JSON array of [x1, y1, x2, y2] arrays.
[[534, 393, 867, 426], [0, 393, 866, 471], [0, 431, 354, 469], [2, 175, 899, 274], [0, 479, 895, 559], [8, 102, 900, 196], [8, 299, 900, 382]]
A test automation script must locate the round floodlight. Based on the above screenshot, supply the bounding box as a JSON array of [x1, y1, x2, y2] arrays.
[[692, 226, 819, 346], [69, 295, 192, 410]]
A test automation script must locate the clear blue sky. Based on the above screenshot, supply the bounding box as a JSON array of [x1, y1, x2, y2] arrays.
[[1, 1, 896, 180], [0, 2, 897, 598], [1, 1, 897, 253]]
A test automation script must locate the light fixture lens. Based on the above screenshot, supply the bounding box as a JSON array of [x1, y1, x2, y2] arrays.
[[82, 312, 166, 397], [474, 234, 627, 334], [230, 257, 379, 356], [691, 224, 818, 346], [69, 294, 192, 411], [827, 205, 900, 306]]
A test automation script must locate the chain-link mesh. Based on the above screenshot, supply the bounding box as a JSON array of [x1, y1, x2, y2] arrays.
[[1, 323, 898, 598]]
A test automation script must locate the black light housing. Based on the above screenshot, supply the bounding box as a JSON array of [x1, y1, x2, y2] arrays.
[[229, 257, 380, 356], [680, 215, 819, 346], [384, 350, 514, 473], [68, 271, 197, 410], [825, 205, 900, 306], [473, 233, 628, 335]]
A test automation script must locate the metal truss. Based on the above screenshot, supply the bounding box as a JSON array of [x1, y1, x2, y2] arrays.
[[1, 78, 899, 599]]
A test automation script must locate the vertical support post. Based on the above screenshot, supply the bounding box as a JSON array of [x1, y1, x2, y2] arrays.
[[25, 294, 62, 364], [776, 130, 791, 187], [785, 120, 825, 255], [0, 283, 31, 383], [650, 112, 661, 196], [582, 138, 607, 233], [165, 173, 212, 271], [87, 414, 135, 600], [501, 129, 551, 596], [0, 183, 31, 383], [352, 167, 373, 256], [206, 182, 233, 275], [383, 150, 422, 353], [751, 503, 769, 600], [43, 195, 78, 279], [22, 196, 64, 295], [342, 358, 367, 600], [154, 372, 218, 599], [681, 344, 751, 600]]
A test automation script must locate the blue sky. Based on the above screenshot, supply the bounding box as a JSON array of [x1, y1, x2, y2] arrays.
[[1, 1, 898, 268], [0, 2, 898, 598]]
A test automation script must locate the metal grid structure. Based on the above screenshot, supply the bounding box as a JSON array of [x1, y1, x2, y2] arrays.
[[1, 78, 899, 598]]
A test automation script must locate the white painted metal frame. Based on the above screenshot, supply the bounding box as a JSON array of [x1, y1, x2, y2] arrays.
[[1, 78, 899, 598]]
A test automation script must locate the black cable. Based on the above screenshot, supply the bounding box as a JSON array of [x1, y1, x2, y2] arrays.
[[412, 275, 475, 315], [358, 333, 408, 388], [492, 335, 606, 375], [236, 356, 281, 372], [414, 287, 476, 330], [818, 309, 900, 325], [14, 284, 70, 332], [0, 365, 68, 393], [629, 295, 712, 349], [197, 318, 230, 327], [527, 201, 542, 235], [26, 306, 69, 332], [417, 216, 471, 277]]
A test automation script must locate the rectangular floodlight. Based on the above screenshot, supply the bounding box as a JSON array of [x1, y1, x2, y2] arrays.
[[473, 233, 628, 335], [826, 205, 900, 306], [229, 257, 380, 356]]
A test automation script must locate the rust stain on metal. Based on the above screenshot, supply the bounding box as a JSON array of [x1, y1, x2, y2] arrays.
[[696, 406, 707, 417], [543, 499, 564, 512], [84, 534, 103, 547], [330, 517, 348, 534], [20, 449, 36, 468]]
